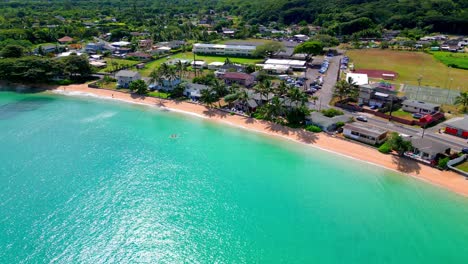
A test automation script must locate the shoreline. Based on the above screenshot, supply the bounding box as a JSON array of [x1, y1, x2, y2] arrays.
[[28, 84, 468, 197]]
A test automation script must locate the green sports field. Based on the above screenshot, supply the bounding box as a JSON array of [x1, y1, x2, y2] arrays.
[[347, 49, 467, 91]]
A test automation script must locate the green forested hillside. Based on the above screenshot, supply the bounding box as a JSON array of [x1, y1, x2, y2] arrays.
[[0, 0, 466, 45]]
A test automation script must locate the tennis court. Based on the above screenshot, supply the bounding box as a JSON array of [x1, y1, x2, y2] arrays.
[[402, 84, 461, 105]]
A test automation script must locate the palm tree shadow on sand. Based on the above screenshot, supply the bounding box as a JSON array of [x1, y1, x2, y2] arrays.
[[202, 107, 228, 118], [391, 155, 422, 174]]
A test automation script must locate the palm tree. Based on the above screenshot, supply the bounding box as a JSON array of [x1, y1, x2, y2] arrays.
[[255, 79, 274, 102], [275, 81, 289, 98], [455, 92, 468, 112], [269, 96, 285, 120], [200, 88, 218, 108], [287, 87, 307, 108], [175, 60, 184, 79]]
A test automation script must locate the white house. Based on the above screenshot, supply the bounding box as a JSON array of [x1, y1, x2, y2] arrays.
[[193, 43, 256, 57], [208, 62, 225, 70], [115, 70, 141, 88], [402, 100, 440, 114], [346, 73, 369, 85]]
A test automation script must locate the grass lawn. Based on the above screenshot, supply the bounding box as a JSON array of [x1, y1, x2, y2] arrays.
[[346, 49, 468, 90], [138, 52, 263, 77], [455, 161, 468, 173], [148, 91, 170, 99], [430, 51, 468, 70], [99, 58, 140, 73], [388, 109, 415, 120]]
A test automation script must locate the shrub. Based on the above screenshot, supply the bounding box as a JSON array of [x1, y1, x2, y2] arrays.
[[335, 121, 345, 128], [438, 157, 450, 169], [305, 125, 322, 133], [378, 142, 392, 154], [321, 108, 344, 117]]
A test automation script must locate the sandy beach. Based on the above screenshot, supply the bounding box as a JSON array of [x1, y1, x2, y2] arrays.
[[49, 84, 468, 197]]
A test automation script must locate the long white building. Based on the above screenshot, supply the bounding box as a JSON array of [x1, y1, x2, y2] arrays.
[[193, 43, 256, 57]]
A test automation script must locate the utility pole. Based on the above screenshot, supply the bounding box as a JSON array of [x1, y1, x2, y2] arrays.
[[415, 75, 422, 100], [193, 51, 196, 77]]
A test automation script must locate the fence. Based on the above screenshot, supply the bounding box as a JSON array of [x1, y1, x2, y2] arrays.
[[448, 155, 468, 178], [402, 84, 461, 105]]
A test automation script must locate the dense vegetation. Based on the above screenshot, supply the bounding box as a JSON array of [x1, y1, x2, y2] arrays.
[[0, 0, 466, 49]]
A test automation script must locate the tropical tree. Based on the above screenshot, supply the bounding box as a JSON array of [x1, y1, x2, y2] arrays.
[[294, 41, 324, 60], [387, 132, 413, 156], [200, 88, 218, 108], [287, 87, 308, 108], [253, 41, 285, 58], [254, 79, 274, 102], [275, 81, 289, 97], [211, 79, 228, 98], [454, 92, 468, 112], [129, 79, 148, 95], [0, 45, 24, 58], [334, 77, 359, 101]]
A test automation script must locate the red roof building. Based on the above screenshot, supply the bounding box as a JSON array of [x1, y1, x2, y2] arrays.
[[58, 36, 74, 43], [221, 72, 254, 87]]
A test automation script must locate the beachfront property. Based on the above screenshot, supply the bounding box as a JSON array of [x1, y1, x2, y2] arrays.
[[444, 116, 468, 139], [184, 83, 210, 100], [115, 70, 141, 88], [264, 59, 307, 71], [343, 123, 388, 145], [193, 43, 256, 57], [219, 72, 255, 87], [306, 112, 350, 132], [402, 100, 441, 114], [405, 137, 451, 165]]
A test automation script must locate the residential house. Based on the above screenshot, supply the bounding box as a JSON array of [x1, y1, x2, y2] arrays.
[[358, 83, 399, 107], [57, 36, 74, 44], [305, 112, 350, 132], [221, 72, 255, 87], [184, 83, 210, 100], [208, 62, 224, 70], [126, 52, 152, 60], [444, 116, 468, 139], [150, 77, 182, 91], [85, 42, 107, 53], [151, 46, 171, 55], [138, 39, 153, 50], [343, 123, 388, 145], [156, 41, 186, 49], [402, 100, 440, 114], [405, 138, 451, 165], [115, 70, 141, 88], [36, 45, 58, 54], [192, 60, 207, 69]]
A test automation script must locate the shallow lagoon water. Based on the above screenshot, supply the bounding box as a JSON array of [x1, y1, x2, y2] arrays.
[[1, 91, 468, 263]]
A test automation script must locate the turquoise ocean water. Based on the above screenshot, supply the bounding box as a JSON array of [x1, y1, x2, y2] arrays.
[[1, 91, 468, 263]]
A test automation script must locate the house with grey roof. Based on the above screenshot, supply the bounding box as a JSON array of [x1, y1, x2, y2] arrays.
[[405, 137, 451, 164], [184, 83, 210, 99], [402, 100, 440, 114], [115, 70, 141, 88], [306, 112, 350, 132], [343, 123, 388, 145]]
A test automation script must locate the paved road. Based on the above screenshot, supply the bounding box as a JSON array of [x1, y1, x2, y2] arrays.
[[355, 112, 467, 151]]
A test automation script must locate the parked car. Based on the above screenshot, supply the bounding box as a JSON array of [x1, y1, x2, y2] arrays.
[[356, 115, 368, 122], [370, 105, 378, 110], [412, 113, 423, 119], [462, 148, 468, 154]]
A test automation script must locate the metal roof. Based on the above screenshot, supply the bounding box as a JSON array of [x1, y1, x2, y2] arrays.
[[343, 123, 387, 137], [445, 116, 468, 131], [402, 100, 440, 109]]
